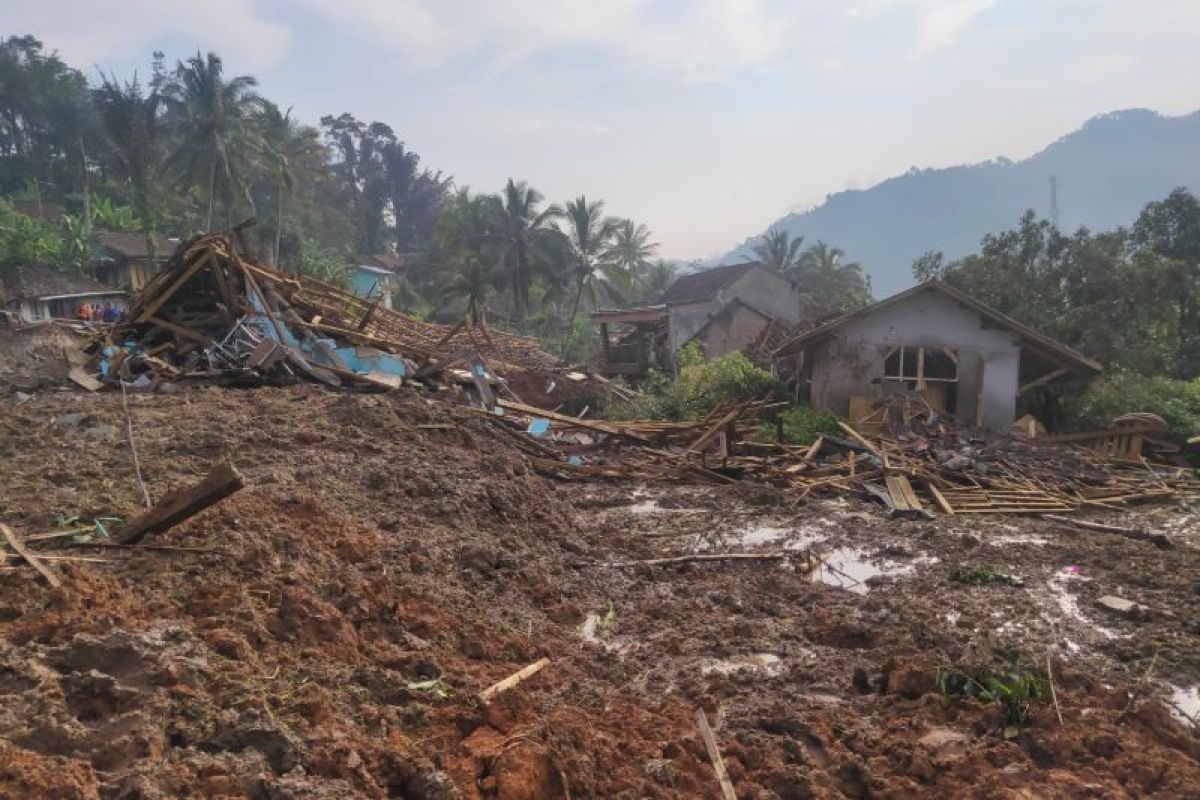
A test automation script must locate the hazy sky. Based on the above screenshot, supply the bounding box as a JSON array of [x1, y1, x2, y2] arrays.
[[7, 0, 1200, 259]]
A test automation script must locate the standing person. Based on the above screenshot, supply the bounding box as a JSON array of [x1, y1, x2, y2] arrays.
[[92, 302, 103, 321], [77, 302, 91, 321], [104, 303, 119, 323]]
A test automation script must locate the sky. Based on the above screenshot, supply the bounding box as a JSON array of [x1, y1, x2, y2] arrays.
[[6, 0, 1200, 260]]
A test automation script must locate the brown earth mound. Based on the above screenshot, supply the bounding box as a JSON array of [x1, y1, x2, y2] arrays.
[[1, 386, 1198, 798]]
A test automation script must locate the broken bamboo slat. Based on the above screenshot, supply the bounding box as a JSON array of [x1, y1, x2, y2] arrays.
[[695, 709, 738, 800], [594, 552, 793, 568], [479, 657, 550, 703], [0, 523, 62, 588]]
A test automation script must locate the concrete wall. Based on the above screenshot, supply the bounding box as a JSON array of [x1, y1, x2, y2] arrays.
[[808, 288, 1023, 430], [699, 302, 771, 358], [666, 266, 805, 363]]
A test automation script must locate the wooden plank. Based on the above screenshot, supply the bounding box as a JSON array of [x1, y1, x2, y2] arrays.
[[135, 253, 212, 323], [497, 399, 650, 443], [115, 462, 244, 544], [148, 315, 213, 346], [696, 709, 738, 800], [479, 658, 550, 703], [837, 421, 881, 458], [927, 482, 955, 515], [0, 523, 62, 588], [1019, 367, 1071, 395], [685, 406, 744, 454]]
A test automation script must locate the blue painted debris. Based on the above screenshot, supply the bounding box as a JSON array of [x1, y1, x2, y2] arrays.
[[568, 455, 584, 466], [527, 418, 551, 437]]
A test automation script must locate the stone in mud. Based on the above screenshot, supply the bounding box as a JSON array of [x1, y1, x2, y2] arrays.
[[1095, 595, 1148, 620], [918, 727, 970, 761]]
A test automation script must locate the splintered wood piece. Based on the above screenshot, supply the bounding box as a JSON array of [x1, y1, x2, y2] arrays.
[[696, 709, 738, 800], [596, 552, 792, 568], [115, 462, 244, 545], [135, 253, 212, 323], [685, 406, 743, 454], [0, 523, 62, 588], [479, 657, 550, 703], [926, 482, 956, 515]]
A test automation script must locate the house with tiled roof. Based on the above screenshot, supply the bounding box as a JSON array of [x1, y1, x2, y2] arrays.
[[92, 231, 177, 292], [2, 264, 127, 322], [591, 261, 807, 377]]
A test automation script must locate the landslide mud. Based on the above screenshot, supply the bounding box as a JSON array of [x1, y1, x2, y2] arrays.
[[1, 386, 1197, 798]]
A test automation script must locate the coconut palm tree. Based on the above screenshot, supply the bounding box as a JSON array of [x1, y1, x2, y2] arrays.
[[640, 258, 677, 302], [162, 51, 264, 230], [445, 254, 494, 325], [256, 101, 325, 265], [92, 73, 162, 258], [605, 218, 658, 275], [797, 240, 873, 312], [560, 195, 621, 355], [753, 227, 805, 276], [494, 179, 561, 321]]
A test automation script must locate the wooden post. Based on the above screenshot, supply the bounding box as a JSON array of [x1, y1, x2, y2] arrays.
[[600, 322, 610, 368], [696, 709, 737, 800], [116, 462, 244, 544]]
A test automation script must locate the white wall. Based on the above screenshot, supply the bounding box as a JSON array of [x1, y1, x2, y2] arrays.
[[810, 288, 1023, 429]]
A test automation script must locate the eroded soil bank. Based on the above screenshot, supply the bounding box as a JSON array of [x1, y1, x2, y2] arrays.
[[1, 386, 1197, 798]]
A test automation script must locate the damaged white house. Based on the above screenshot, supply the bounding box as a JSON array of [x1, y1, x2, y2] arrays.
[[773, 281, 1102, 430]]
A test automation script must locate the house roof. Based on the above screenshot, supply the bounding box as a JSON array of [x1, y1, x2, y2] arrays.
[[354, 253, 408, 273], [773, 281, 1102, 374], [658, 261, 762, 305], [94, 231, 176, 260], [2, 264, 125, 300], [590, 305, 668, 325]]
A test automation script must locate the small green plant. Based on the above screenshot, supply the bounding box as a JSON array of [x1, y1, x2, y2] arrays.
[[950, 564, 1025, 587], [937, 658, 1048, 735], [599, 601, 618, 633], [757, 405, 843, 445], [407, 677, 453, 699]]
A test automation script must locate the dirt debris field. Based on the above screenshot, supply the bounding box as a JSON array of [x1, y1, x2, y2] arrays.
[[1, 385, 1199, 799]]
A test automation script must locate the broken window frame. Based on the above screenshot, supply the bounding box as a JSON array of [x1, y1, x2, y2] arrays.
[[882, 345, 959, 390]]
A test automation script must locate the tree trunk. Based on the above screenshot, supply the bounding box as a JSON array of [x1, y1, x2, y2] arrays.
[[274, 174, 285, 269], [561, 271, 587, 360], [205, 160, 216, 231]]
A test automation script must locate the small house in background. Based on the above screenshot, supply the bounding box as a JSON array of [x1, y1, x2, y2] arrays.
[[93, 231, 176, 292], [2, 264, 127, 322], [592, 261, 807, 377], [773, 281, 1101, 431], [349, 254, 408, 310]]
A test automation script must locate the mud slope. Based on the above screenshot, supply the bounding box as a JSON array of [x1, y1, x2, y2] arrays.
[[0, 386, 1197, 798]]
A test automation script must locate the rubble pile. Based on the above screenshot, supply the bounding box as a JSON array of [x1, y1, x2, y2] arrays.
[[84, 231, 605, 404]]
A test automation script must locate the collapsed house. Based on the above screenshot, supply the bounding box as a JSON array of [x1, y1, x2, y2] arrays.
[[773, 281, 1102, 431], [84, 232, 607, 407], [349, 253, 408, 310], [591, 261, 806, 377], [92, 231, 177, 292], [1, 264, 127, 323]]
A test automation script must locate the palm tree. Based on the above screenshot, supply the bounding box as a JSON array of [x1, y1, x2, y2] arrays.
[[495, 179, 561, 321], [257, 101, 325, 265], [640, 258, 677, 301], [445, 254, 494, 325], [163, 52, 264, 230], [560, 195, 621, 357], [797, 240, 873, 312], [605, 219, 658, 275], [92, 73, 162, 258], [753, 227, 805, 276]]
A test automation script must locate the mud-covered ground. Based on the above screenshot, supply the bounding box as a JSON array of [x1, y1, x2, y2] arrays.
[[0, 385, 1198, 799]]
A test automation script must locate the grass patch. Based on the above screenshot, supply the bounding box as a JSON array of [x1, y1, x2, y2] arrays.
[[950, 564, 1025, 587]]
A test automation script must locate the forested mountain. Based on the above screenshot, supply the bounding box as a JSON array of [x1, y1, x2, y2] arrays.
[[726, 109, 1200, 296]]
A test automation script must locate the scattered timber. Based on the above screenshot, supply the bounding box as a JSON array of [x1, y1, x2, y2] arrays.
[[115, 462, 244, 544], [478, 657, 550, 703]]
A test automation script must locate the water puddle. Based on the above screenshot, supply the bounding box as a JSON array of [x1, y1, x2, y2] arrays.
[[1045, 568, 1122, 640], [578, 613, 638, 654], [809, 548, 915, 594], [699, 653, 784, 677], [739, 524, 826, 549], [989, 534, 1050, 546], [1168, 685, 1200, 727], [626, 499, 703, 515]]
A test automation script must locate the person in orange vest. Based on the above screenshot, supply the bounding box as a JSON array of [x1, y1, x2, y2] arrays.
[[77, 302, 91, 321]]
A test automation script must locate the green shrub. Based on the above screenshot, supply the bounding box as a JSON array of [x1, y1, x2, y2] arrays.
[[763, 405, 844, 444], [1064, 371, 1200, 442], [605, 343, 778, 421]]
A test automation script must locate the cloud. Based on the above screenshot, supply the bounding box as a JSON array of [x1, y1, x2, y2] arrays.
[[298, 0, 794, 81], [6, 0, 290, 72], [911, 0, 996, 57]]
